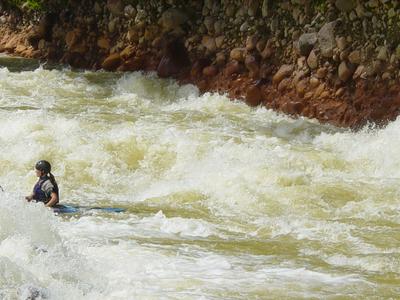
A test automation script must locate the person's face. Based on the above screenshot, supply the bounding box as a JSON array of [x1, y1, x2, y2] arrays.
[[35, 169, 44, 177]]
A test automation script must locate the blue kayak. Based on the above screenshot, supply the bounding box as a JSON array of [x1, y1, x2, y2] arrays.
[[52, 204, 125, 214]]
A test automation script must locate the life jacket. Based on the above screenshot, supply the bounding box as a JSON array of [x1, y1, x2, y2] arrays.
[[33, 176, 59, 204]]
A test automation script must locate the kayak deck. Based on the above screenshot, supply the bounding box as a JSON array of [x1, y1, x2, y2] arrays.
[[52, 204, 125, 214]]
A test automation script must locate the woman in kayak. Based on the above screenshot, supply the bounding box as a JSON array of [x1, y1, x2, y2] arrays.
[[25, 160, 59, 207]]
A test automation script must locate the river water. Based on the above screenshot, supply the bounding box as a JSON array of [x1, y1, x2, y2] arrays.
[[0, 55, 398, 299]]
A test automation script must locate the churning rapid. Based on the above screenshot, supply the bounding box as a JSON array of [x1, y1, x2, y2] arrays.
[[0, 55, 399, 299]]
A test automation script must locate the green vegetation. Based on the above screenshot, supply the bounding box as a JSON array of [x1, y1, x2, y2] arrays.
[[5, 0, 43, 10], [3, 0, 68, 11]]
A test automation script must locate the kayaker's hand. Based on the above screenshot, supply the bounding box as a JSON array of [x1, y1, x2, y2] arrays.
[[25, 195, 33, 201]]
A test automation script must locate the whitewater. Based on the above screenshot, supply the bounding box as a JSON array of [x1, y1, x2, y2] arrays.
[[0, 55, 399, 299]]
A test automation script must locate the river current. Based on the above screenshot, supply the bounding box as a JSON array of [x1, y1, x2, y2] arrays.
[[0, 55, 398, 299]]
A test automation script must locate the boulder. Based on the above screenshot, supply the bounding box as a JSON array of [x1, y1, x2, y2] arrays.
[[215, 36, 225, 49], [307, 50, 318, 69], [119, 57, 142, 71], [107, 0, 123, 15], [309, 77, 320, 88], [120, 45, 135, 60], [273, 64, 294, 85], [159, 8, 188, 32], [108, 19, 117, 33], [225, 61, 241, 76], [278, 78, 291, 92], [316, 67, 328, 79], [318, 22, 336, 58], [97, 37, 110, 50], [336, 36, 347, 51], [65, 30, 79, 49], [245, 55, 259, 76], [214, 20, 224, 35], [296, 79, 308, 97], [35, 14, 55, 41], [395, 44, 400, 60], [335, 0, 356, 12], [203, 65, 218, 77], [157, 37, 190, 78], [215, 52, 226, 66], [204, 17, 215, 34], [261, 0, 270, 17], [101, 53, 122, 70], [245, 85, 262, 106], [94, 2, 102, 14], [338, 61, 353, 81], [246, 35, 258, 51], [202, 36, 216, 53], [261, 46, 273, 59], [348, 50, 361, 64], [124, 5, 136, 18], [298, 33, 317, 56], [377, 46, 388, 62], [230, 47, 246, 62]]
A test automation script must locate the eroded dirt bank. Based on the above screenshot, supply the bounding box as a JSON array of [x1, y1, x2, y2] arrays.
[[1, 0, 400, 128]]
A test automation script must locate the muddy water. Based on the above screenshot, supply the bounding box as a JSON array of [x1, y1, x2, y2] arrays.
[[0, 56, 399, 299]]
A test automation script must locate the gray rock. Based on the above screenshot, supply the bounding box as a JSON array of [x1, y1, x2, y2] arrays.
[[135, 9, 147, 23], [94, 2, 102, 14], [108, 18, 117, 33], [204, 0, 213, 10], [377, 46, 388, 62], [262, 0, 269, 17], [107, 0, 123, 15], [318, 22, 337, 58], [204, 17, 214, 34], [335, 0, 356, 12], [307, 50, 318, 69], [159, 8, 188, 32], [240, 22, 250, 32], [248, 1, 259, 16], [395, 44, 400, 59], [388, 8, 396, 18], [215, 36, 225, 48], [226, 5, 236, 17], [368, 0, 379, 8], [214, 20, 223, 35], [298, 32, 317, 56], [336, 36, 347, 50], [124, 5, 136, 18], [355, 4, 364, 17]]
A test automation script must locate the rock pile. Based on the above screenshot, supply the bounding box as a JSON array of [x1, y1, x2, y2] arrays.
[[1, 0, 400, 127]]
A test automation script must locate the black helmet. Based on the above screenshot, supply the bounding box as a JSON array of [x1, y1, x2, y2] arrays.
[[35, 160, 51, 174]]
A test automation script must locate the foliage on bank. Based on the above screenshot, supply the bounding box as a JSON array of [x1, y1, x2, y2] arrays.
[[2, 0, 68, 11]]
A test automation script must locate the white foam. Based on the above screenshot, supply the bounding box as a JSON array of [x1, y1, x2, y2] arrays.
[[0, 61, 398, 298]]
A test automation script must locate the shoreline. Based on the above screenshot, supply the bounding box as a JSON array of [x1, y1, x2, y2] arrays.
[[1, 1, 400, 128]]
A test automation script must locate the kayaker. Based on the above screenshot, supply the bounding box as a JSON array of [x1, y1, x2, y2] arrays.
[[25, 160, 59, 207]]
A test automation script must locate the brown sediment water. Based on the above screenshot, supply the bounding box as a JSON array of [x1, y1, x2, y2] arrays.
[[0, 57, 399, 299]]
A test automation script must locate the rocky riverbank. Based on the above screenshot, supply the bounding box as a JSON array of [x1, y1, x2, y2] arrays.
[[1, 0, 400, 128]]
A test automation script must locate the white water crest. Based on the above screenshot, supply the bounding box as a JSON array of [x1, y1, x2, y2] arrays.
[[0, 56, 399, 299]]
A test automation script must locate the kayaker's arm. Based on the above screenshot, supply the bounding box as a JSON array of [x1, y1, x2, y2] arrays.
[[45, 192, 58, 207]]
